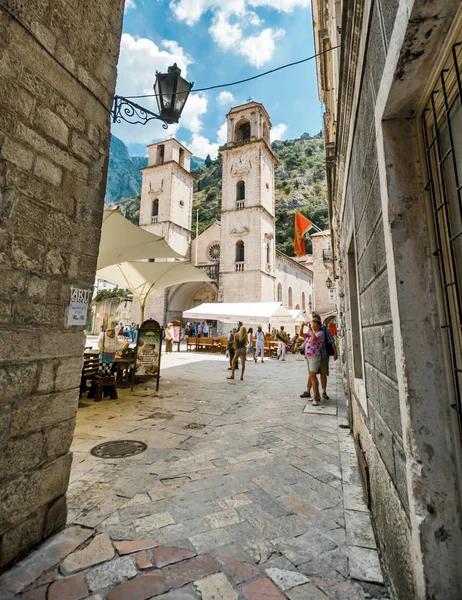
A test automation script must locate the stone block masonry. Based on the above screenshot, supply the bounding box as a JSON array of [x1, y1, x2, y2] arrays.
[[0, 0, 125, 570]]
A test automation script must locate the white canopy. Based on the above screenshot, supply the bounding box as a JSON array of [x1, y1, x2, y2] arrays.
[[97, 261, 210, 322], [288, 309, 308, 323], [97, 209, 183, 270], [182, 302, 293, 324]]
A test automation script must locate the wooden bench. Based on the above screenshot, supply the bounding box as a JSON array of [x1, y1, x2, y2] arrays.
[[186, 337, 198, 351]]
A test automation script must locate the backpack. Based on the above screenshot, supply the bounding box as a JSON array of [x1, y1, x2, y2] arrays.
[[322, 325, 335, 356]]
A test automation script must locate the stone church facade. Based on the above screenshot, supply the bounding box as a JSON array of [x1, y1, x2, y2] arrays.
[[313, 0, 462, 597], [137, 102, 313, 327]]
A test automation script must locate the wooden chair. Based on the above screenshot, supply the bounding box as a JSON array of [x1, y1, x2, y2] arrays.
[[80, 355, 99, 397]]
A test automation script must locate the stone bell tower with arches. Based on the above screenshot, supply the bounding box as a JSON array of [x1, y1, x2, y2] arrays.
[[139, 138, 194, 256], [219, 102, 277, 302]]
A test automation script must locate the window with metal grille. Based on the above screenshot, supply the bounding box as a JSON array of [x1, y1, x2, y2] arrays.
[[422, 40, 462, 436]]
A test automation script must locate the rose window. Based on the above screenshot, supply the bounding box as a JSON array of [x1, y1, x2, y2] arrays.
[[208, 243, 220, 261]]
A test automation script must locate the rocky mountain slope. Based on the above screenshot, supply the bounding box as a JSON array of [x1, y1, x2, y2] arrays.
[[105, 133, 328, 256]]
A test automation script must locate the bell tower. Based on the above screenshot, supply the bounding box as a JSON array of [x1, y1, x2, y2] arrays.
[[219, 102, 277, 302], [139, 138, 194, 256]]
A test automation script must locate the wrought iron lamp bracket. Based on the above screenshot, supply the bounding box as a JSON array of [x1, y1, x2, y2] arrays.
[[111, 96, 169, 129]]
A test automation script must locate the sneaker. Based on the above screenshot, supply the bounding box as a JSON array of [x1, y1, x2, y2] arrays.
[[300, 391, 311, 398], [312, 400, 320, 406], [322, 392, 329, 400]]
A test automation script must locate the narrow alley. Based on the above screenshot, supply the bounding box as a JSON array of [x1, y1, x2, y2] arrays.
[[0, 355, 388, 599]]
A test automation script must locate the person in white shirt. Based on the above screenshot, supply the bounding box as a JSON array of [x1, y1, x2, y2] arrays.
[[203, 322, 209, 337], [255, 326, 265, 363]]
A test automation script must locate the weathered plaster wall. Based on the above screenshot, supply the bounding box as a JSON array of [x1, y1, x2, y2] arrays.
[[0, 0, 124, 569]]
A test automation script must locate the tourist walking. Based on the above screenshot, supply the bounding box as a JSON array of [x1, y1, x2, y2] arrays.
[[247, 327, 254, 361], [300, 317, 325, 406], [227, 328, 239, 371], [165, 323, 174, 352], [227, 325, 247, 380], [300, 314, 337, 400], [255, 325, 265, 363], [276, 326, 288, 361]]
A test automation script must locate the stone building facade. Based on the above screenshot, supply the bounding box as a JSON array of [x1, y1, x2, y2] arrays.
[[0, 0, 125, 569], [310, 230, 337, 321], [312, 0, 462, 597]]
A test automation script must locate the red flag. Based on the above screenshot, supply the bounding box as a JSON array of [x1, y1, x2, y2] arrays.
[[294, 211, 313, 257]]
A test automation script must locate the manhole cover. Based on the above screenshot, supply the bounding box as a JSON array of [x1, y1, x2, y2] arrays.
[[90, 440, 147, 459]]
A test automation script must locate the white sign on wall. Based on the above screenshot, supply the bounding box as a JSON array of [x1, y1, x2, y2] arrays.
[[67, 288, 91, 326]]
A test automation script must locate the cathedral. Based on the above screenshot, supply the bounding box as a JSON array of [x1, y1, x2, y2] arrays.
[[137, 102, 314, 326]]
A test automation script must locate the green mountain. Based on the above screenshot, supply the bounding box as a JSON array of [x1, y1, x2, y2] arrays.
[[104, 136, 147, 205], [105, 133, 328, 256]]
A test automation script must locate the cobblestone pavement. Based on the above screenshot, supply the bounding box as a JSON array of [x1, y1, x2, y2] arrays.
[[0, 352, 390, 599]]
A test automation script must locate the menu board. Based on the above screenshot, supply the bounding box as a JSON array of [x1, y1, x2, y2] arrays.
[[134, 320, 162, 390]]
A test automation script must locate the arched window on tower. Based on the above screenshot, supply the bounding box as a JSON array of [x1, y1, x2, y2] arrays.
[[288, 287, 293, 309], [235, 241, 245, 271], [236, 181, 245, 209], [235, 120, 251, 141], [302, 292, 306, 310], [266, 243, 271, 271], [277, 283, 282, 303], [151, 199, 159, 223]]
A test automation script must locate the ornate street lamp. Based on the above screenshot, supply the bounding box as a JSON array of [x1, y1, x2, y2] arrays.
[[326, 276, 333, 289], [111, 63, 193, 129]]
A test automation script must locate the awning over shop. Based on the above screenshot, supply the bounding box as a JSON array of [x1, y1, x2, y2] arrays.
[[182, 302, 294, 324], [97, 209, 183, 270]]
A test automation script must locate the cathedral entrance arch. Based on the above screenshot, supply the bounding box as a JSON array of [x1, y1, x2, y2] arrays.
[[166, 281, 218, 323]]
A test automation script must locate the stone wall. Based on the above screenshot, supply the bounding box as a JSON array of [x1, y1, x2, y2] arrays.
[[0, 0, 125, 570], [314, 0, 462, 596]]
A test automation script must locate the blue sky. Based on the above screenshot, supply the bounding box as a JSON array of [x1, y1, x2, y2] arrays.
[[114, 0, 322, 158]]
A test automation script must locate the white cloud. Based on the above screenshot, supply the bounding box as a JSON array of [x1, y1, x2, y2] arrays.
[[239, 27, 284, 68], [249, 0, 310, 10], [209, 11, 243, 50], [271, 123, 288, 141], [182, 121, 228, 160], [124, 0, 136, 12], [217, 122, 228, 145], [169, 1, 305, 67], [113, 34, 202, 145], [217, 91, 235, 107], [185, 134, 220, 159]]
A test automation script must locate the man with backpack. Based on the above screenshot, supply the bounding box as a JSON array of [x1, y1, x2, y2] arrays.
[[300, 314, 337, 400]]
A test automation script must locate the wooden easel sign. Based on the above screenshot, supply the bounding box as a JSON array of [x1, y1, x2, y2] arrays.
[[134, 319, 162, 391]]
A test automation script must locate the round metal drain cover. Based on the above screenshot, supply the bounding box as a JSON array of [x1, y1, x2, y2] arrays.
[[90, 440, 147, 459]]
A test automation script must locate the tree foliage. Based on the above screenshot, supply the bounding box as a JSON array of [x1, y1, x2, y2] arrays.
[[94, 288, 131, 303]]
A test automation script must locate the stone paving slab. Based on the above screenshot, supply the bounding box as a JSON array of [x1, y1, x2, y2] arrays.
[[0, 355, 390, 599]]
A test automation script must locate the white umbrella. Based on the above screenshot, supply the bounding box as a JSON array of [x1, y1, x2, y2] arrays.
[[182, 302, 293, 325], [97, 261, 211, 323], [97, 209, 183, 270]]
